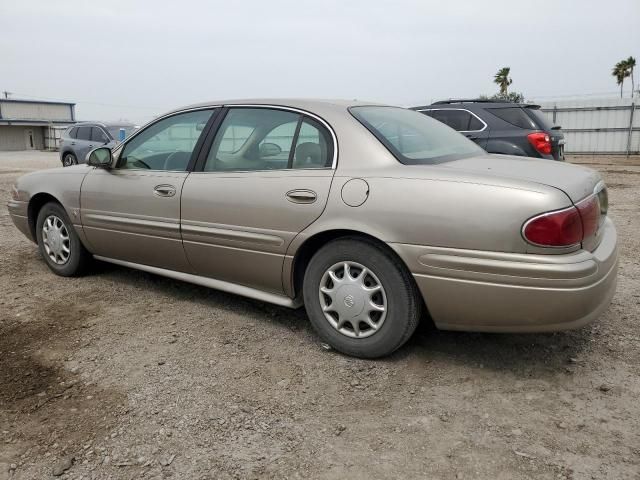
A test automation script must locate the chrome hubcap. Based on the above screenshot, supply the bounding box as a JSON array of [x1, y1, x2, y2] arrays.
[[42, 215, 71, 265], [319, 261, 387, 338]]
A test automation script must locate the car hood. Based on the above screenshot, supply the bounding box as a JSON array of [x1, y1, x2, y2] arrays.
[[440, 154, 601, 203]]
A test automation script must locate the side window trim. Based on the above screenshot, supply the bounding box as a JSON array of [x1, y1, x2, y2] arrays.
[[286, 116, 304, 169], [416, 108, 487, 133], [193, 105, 338, 173], [111, 107, 220, 172]]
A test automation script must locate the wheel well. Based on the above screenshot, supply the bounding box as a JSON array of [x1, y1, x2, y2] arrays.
[[291, 229, 405, 299], [27, 193, 60, 241]]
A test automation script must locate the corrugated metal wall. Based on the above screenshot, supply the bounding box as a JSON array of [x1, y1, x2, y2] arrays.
[[534, 97, 639, 154], [0, 126, 44, 151], [0, 101, 73, 122]]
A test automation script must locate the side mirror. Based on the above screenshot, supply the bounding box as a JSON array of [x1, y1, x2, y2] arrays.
[[87, 147, 113, 168]]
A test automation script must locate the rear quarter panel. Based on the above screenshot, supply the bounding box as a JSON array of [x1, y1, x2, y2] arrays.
[[293, 169, 573, 255]]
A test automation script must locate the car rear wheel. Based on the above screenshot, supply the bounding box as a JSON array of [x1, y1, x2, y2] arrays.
[[303, 237, 421, 358], [62, 153, 77, 167], [35, 202, 91, 276]]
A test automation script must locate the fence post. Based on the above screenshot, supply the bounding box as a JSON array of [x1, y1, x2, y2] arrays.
[[627, 103, 636, 157], [552, 105, 557, 124]]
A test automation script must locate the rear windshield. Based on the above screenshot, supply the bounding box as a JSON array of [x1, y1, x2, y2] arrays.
[[107, 125, 136, 141], [350, 106, 484, 164], [524, 107, 555, 131]]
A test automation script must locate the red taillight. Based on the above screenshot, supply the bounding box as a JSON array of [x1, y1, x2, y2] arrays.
[[523, 207, 583, 247], [523, 194, 602, 247], [576, 194, 600, 238], [527, 132, 552, 155]]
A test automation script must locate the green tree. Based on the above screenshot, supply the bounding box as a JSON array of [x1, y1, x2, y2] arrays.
[[493, 67, 512, 95], [626, 56, 636, 97], [612, 61, 629, 98]]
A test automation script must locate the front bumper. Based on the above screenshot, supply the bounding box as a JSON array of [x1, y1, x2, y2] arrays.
[[8, 199, 33, 242], [391, 217, 618, 332]]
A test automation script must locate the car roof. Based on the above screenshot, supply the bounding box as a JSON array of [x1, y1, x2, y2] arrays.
[[72, 121, 136, 128], [163, 98, 386, 116], [412, 99, 541, 110]]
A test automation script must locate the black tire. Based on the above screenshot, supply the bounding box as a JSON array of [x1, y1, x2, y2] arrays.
[[62, 152, 77, 167], [303, 237, 421, 358], [35, 202, 91, 276]]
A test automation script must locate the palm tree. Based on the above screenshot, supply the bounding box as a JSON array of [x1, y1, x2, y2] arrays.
[[626, 56, 636, 97], [494, 67, 512, 95], [613, 61, 628, 98]]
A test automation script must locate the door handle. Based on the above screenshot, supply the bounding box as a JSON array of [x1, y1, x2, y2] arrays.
[[286, 189, 317, 204], [154, 184, 176, 197], [465, 134, 478, 140]]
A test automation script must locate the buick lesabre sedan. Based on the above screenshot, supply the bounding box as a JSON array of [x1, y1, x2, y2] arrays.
[[8, 99, 618, 358]]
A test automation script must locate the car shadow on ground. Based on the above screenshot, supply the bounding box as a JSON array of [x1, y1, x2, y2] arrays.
[[94, 261, 593, 378]]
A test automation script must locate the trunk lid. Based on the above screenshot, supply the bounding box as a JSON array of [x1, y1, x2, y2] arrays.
[[441, 154, 601, 203]]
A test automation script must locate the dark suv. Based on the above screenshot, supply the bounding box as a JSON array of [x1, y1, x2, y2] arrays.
[[60, 122, 136, 166], [411, 99, 565, 161]]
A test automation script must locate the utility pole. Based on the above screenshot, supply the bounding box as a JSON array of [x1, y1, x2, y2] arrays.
[[2, 91, 12, 99]]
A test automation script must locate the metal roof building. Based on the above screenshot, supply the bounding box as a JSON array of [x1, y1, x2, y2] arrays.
[[0, 99, 76, 151]]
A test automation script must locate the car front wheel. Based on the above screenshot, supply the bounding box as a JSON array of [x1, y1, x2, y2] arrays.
[[303, 237, 421, 358], [35, 202, 91, 276], [62, 152, 77, 167]]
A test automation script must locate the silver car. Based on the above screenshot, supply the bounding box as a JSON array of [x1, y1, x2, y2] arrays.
[[59, 122, 137, 167], [8, 99, 618, 358]]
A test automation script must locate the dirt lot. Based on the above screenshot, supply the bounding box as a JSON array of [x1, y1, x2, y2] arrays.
[[1, 152, 639, 480]]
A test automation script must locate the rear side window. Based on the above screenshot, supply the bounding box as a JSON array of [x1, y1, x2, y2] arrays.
[[525, 108, 554, 131], [76, 126, 91, 140], [292, 118, 333, 168], [351, 106, 484, 165], [423, 109, 484, 132], [487, 107, 537, 129]]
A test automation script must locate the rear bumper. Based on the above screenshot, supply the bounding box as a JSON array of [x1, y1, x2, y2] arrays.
[[391, 218, 618, 332]]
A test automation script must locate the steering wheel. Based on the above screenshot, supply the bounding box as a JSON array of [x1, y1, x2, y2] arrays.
[[163, 151, 182, 170]]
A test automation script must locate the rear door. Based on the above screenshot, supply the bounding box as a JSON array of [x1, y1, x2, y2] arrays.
[[180, 106, 336, 294], [74, 126, 94, 162], [418, 108, 489, 148]]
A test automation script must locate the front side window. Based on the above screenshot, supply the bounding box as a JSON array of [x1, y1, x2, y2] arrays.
[[67, 127, 78, 139], [351, 106, 484, 164], [118, 109, 214, 171], [204, 108, 301, 171]]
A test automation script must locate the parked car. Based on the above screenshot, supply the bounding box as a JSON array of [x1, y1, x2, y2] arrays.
[[9, 99, 617, 358], [59, 122, 136, 167], [411, 99, 565, 160]]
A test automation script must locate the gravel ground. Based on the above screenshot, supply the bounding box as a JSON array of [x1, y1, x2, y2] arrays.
[[1, 152, 639, 480]]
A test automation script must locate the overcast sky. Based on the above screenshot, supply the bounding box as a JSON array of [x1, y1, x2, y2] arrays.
[[1, 0, 638, 124]]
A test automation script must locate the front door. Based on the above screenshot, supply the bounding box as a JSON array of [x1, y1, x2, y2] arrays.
[[180, 107, 336, 293], [80, 109, 216, 272], [24, 129, 35, 150]]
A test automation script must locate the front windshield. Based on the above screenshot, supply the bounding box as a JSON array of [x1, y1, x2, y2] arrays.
[[350, 106, 484, 164]]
